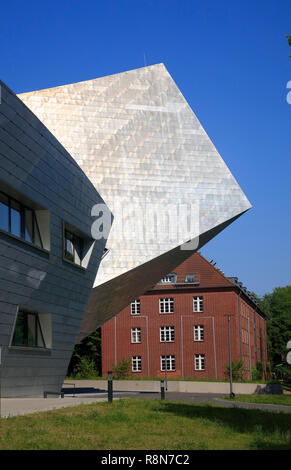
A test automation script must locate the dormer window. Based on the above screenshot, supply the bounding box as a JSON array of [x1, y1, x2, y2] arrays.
[[185, 274, 195, 283], [160, 273, 176, 284]]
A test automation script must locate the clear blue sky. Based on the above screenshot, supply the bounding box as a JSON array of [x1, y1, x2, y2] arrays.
[[1, 0, 290, 297]]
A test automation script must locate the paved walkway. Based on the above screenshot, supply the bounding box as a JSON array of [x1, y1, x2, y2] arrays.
[[1, 384, 291, 417], [0, 396, 108, 418]]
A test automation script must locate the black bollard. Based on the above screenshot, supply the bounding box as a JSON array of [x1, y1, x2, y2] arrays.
[[160, 380, 165, 400], [108, 371, 113, 403]]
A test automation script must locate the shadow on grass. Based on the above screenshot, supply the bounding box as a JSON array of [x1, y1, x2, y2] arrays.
[[160, 401, 291, 450]]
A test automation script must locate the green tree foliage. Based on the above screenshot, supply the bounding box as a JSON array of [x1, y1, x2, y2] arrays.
[[251, 361, 264, 381], [257, 286, 291, 367], [112, 358, 131, 379], [224, 360, 245, 381], [287, 34, 291, 56], [67, 328, 101, 377]]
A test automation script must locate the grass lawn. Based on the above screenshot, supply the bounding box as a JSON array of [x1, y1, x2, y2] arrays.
[[224, 394, 291, 406], [0, 399, 291, 450]]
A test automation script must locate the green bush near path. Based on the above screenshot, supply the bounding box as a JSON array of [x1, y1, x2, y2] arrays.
[[0, 399, 290, 450]]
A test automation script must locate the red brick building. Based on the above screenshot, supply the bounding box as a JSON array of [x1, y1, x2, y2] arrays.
[[101, 253, 268, 380]]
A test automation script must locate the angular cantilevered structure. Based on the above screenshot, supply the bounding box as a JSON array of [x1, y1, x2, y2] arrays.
[[0, 80, 110, 397], [19, 64, 251, 341]]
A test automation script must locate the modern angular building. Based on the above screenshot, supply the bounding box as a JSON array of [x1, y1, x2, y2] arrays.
[[19, 64, 252, 342], [101, 253, 268, 380], [0, 80, 110, 397]]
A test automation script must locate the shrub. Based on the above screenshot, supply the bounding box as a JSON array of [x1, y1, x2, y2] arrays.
[[73, 357, 99, 379], [112, 358, 131, 379], [252, 361, 264, 380], [224, 360, 245, 381]]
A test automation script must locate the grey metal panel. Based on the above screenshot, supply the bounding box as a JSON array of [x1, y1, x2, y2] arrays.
[[0, 80, 111, 397], [19, 64, 251, 340]]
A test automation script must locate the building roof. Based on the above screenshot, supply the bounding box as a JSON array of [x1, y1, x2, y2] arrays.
[[150, 251, 264, 316]]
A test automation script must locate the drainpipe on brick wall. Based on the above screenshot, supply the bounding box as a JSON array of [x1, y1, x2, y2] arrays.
[[248, 316, 252, 380], [114, 316, 117, 365], [238, 291, 242, 360], [253, 307, 258, 364]]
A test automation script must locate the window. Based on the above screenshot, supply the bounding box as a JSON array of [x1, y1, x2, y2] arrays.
[[160, 326, 175, 342], [195, 354, 205, 371], [132, 356, 142, 372], [131, 299, 140, 315], [63, 222, 95, 269], [0, 191, 44, 248], [159, 298, 174, 314], [131, 327, 141, 343], [12, 310, 51, 349], [161, 355, 176, 371], [194, 325, 204, 341], [185, 274, 195, 283], [193, 296, 204, 312], [160, 274, 176, 284], [64, 229, 83, 266]]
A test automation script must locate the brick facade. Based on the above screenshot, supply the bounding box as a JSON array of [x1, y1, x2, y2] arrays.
[[101, 253, 268, 380]]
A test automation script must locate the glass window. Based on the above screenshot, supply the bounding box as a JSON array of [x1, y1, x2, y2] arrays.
[[64, 230, 83, 266], [131, 327, 141, 343], [131, 300, 140, 315], [185, 274, 195, 283], [159, 298, 174, 314], [193, 296, 204, 312], [160, 326, 175, 342], [10, 200, 22, 238], [160, 274, 176, 284], [194, 325, 204, 341], [12, 310, 46, 348], [161, 355, 176, 371], [0, 191, 44, 248], [195, 354, 205, 371], [0, 192, 9, 232], [132, 356, 142, 372]]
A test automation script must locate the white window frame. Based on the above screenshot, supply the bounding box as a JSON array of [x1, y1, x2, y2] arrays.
[[131, 299, 140, 315], [185, 274, 195, 283], [195, 354, 205, 371], [159, 298, 174, 314], [132, 356, 142, 372], [193, 296, 204, 312], [160, 274, 176, 284], [160, 355, 176, 371], [131, 327, 141, 344], [194, 325, 204, 342], [160, 326, 175, 343]]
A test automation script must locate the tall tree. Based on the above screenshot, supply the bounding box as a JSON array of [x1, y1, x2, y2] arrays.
[[258, 286, 291, 366], [67, 328, 102, 377]]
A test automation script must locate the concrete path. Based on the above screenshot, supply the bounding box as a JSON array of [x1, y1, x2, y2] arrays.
[[0, 396, 108, 418], [1, 381, 291, 417]]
